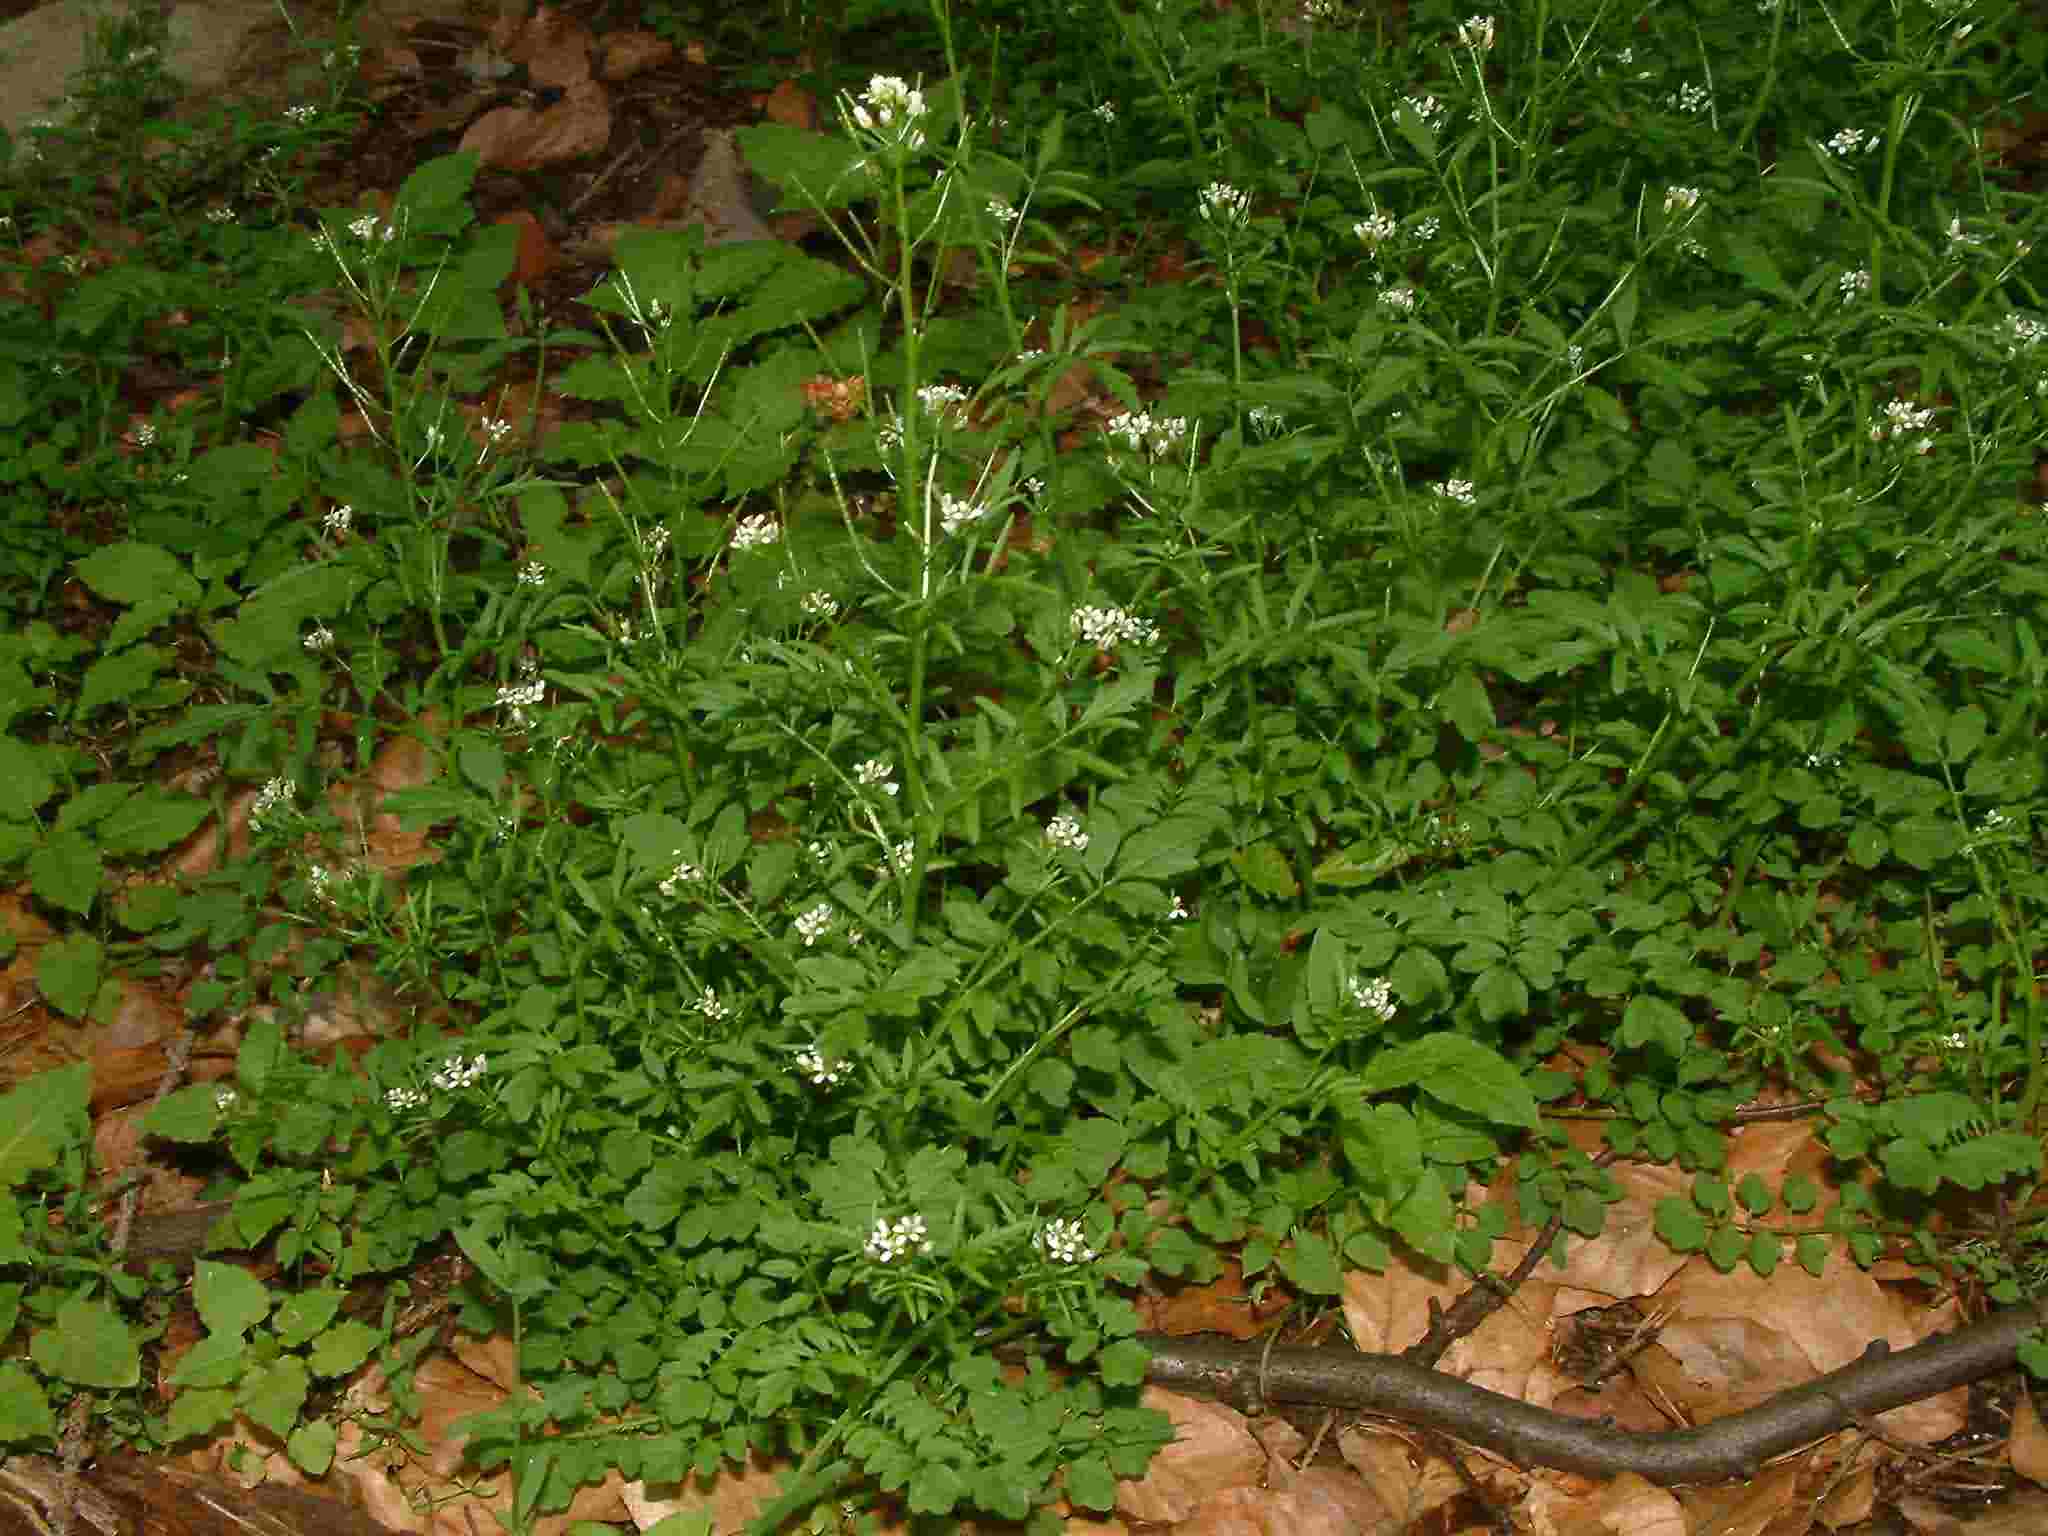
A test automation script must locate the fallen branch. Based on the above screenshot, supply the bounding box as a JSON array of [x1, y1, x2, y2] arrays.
[[1137, 1307, 2048, 1485]]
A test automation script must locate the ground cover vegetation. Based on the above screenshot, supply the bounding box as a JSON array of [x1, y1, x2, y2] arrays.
[[0, 0, 2044, 1527]]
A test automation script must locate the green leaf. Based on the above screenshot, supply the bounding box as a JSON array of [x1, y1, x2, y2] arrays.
[[308, 1321, 382, 1378], [167, 1332, 247, 1389], [0, 1360, 55, 1442], [1065, 1455, 1118, 1511], [1796, 1235, 1831, 1278], [1705, 1224, 1746, 1272], [1619, 994, 1688, 1057], [1654, 1197, 1706, 1251], [74, 542, 200, 607], [1471, 965, 1528, 1024], [273, 1289, 343, 1348], [95, 789, 209, 857], [1748, 1232, 1780, 1277], [0, 738, 56, 820], [1440, 668, 1494, 745], [1098, 1338, 1151, 1388], [908, 1461, 966, 1515], [166, 1387, 236, 1443], [1736, 1174, 1774, 1215], [1691, 1174, 1730, 1217], [1357, 1033, 1539, 1129], [1230, 843, 1298, 901], [0, 1064, 89, 1186], [29, 829, 102, 917], [288, 1420, 337, 1476], [1279, 1231, 1343, 1296], [1390, 1170, 1456, 1264], [236, 1356, 310, 1440], [1781, 1174, 1820, 1214], [194, 1260, 271, 1336], [31, 1295, 139, 1388], [144, 1084, 226, 1144], [35, 933, 100, 1018]]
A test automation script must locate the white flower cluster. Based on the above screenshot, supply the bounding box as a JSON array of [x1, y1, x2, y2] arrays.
[[1823, 126, 1879, 158], [795, 903, 834, 946], [1035, 1217, 1098, 1265], [846, 75, 928, 150], [2003, 314, 2045, 356], [1349, 975, 1396, 1022], [1402, 93, 1446, 129], [885, 839, 916, 876], [856, 758, 900, 796], [324, 504, 353, 538], [1432, 478, 1477, 505], [1103, 411, 1190, 459], [1198, 181, 1251, 227], [1455, 14, 1495, 49], [1071, 605, 1159, 649], [658, 858, 704, 897], [1870, 398, 1937, 452], [1379, 285, 1418, 314], [497, 678, 545, 729], [430, 1052, 488, 1091], [1045, 814, 1089, 852], [1839, 268, 1872, 304], [1247, 406, 1287, 439], [304, 625, 335, 653], [248, 777, 295, 834], [1353, 211, 1398, 249], [732, 514, 780, 552], [384, 1085, 428, 1111], [917, 382, 971, 424], [938, 491, 988, 535], [801, 590, 840, 620], [796, 1045, 849, 1087], [697, 988, 729, 1021], [865, 1213, 932, 1263], [1666, 82, 1711, 114], [517, 560, 546, 588], [1663, 185, 1701, 215], [214, 1087, 239, 1112]]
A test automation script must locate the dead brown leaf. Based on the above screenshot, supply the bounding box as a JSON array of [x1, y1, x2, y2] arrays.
[[1113, 1388, 1264, 1524]]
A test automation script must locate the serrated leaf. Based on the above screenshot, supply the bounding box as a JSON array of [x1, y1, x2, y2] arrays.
[[166, 1386, 236, 1443], [194, 1260, 270, 1337], [1357, 1033, 1539, 1129], [308, 1321, 382, 1378], [0, 1064, 88, 1186], [144, 1083, 224, 1144], [35, 933, 100, 1018], [236, 1356, 309, 1440], [31, 1295, 139, 1388], [0, 1359, 55, 1441], [1280, 1231, 1343, 1296]]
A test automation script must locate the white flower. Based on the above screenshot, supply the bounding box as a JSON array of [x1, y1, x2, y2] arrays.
[[1666, 82, 1711, 114], [1198, 181, 1251, 227], [1349, 975, 1396, 1021], [658, 859, 705, 897], [1870, 398, 1937, 442], [1943, 216, 1983, 258], [796, 1045, 849, 1087], [1093, 102, 1117, 124], [323, 504, 353, 537], [1023, 475, 1046, 498], [1455, 14, 1495, 49], [697, 988, 729, 1020], [801, 590, 840, 620], [1801, 752, 1840, 769], [864, 1213, 931, 1263], [2002, 314, 2046, 355], [917, 382, 971, 423], [1353, 211, 1399, 248], [1071, 605, 1159, 649], [517, 559, 547, 588], [856, 758, 900, 796], [285, 104, 318, 125], [1663, 185, 1702, 215], [845, 74, 929, 151], [1378, 284, 1418, 313], [807, 839, 834, 865], [214, 1087, 239, 1112], [1411, 214, 1440, 242], [1980, 809, 2012, 832], [938, 491, 988, 536], [1823, 126, 1878, 157], [496, 679, 545, 729], [1166, 894, 1190, 921], [1045, 814, 1090, 852], [249, 777, 296, 834], [205, 205, 236, 225], [1102, 411, 1190, 459], [1432, 478, 1477, 505], [304, 625, 335, 653], [429, 1053, 488, 1091], [987, 198, 1019, 224], [885, 839, 915, 876], [384, 1086, 427, 1111], [1402, 93, 1445, 129], [1565, 343, 1585, 372], [732, 514, 781, 551], [1035, 1217, 1098, 1265], [795, 903, 835, 946], [1839, 268, 1871, 304], [1247, 406, 1286, 439]]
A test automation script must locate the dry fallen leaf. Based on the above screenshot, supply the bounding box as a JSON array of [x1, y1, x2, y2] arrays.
[[1113, 1388, 1264, 1524]]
